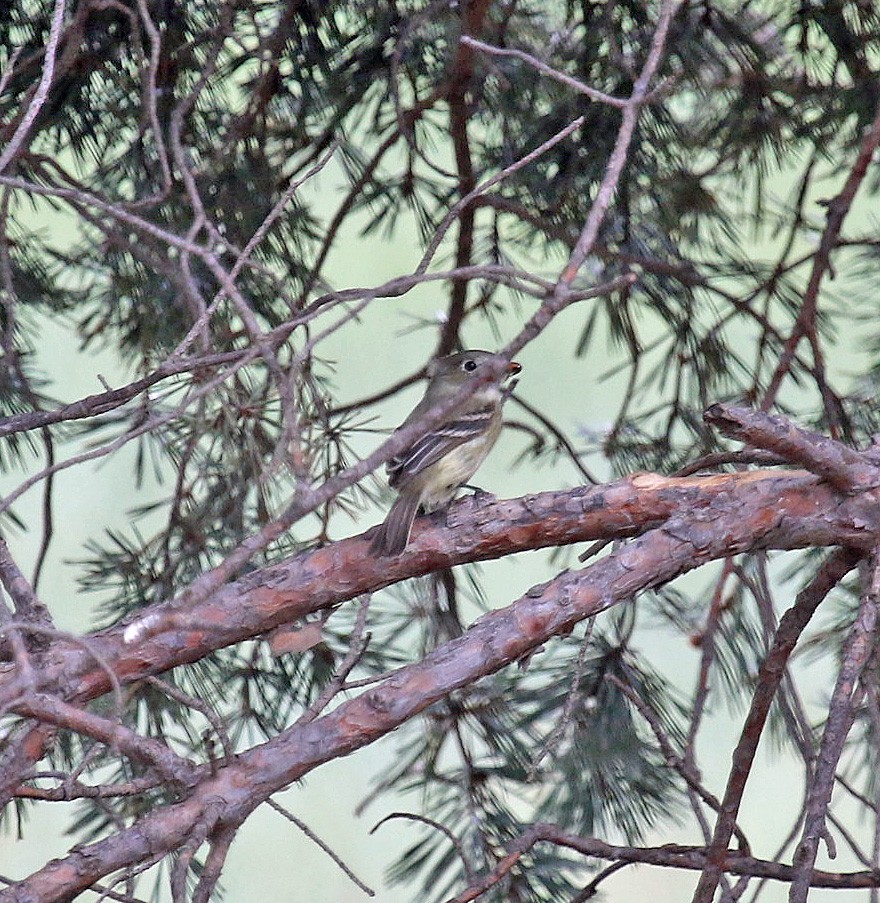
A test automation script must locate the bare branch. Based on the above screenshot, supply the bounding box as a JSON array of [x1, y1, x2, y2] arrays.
[[705, 403, 880, 494], [443, 823, 880, 903], [788, 549, 880, 903], [15, 693, 199, 788], [691, 547, 862, 902], [267, 798, 375, 897], [8, 465, 878, 723], [460, 35, 629, 107], [0, 0, 67, 174]]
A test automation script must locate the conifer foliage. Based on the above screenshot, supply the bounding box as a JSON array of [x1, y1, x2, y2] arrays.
[[1, 2, 880, 900]]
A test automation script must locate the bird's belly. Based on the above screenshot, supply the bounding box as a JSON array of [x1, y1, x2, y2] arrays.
[[419, 438, 492, 511]]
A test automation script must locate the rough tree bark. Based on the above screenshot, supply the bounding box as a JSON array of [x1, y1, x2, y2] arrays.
[[2, 404, 880, 900]]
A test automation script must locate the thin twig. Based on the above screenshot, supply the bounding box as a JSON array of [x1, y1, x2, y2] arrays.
[[144, 676, 234, 765], [460, 35, 628, 107], [0, 0, 68, 174], [502, 0, 681, 361], [528, 619, 596, 777], [268, 797, 375, 896], [296, 596, 372, 725], [373, 811, 475, 884], [761, 94, 880, 416]]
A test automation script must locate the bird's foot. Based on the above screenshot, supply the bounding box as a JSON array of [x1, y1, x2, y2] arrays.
[[462, 483, 496, 503]]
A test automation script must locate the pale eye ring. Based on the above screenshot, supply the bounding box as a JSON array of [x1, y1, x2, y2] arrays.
[[462, 359, 477, 372]]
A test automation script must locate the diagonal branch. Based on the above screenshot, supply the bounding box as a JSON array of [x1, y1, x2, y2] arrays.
[[5, 480, 876, 899], [788, 548, 880, 903], [459, 35, 629, 107], [690, 546, 862, 903], [0, 0, 67, 175], [444, 823, 880, 903], [4, 467, 879, 716], [705, 403, 880, 494]]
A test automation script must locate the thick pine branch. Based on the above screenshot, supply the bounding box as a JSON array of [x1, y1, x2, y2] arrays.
[[5, 445, 880, 896], [1, 466, 875, 716]]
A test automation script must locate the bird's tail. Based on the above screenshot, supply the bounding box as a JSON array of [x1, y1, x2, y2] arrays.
[[369, 491, 421, 556]]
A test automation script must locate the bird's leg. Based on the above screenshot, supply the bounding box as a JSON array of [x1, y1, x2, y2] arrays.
[[461, 483, 496, 502]]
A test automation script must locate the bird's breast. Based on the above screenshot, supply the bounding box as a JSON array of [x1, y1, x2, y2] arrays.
[[419, 424, 501, 511]]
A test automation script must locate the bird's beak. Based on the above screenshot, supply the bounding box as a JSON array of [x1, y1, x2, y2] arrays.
[[506, 361, 522, 377]]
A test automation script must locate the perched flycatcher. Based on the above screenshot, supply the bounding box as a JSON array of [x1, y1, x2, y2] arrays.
[[370, 350, 521, 557]]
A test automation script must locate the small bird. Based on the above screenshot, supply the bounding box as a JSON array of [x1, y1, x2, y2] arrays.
[[369, 350, 521, 557]]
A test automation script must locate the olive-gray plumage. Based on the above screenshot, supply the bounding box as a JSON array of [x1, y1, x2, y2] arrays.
[[370, 350, 521, 556]]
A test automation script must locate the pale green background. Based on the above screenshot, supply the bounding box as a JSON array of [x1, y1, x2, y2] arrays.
[[0, 152, 867, 902]]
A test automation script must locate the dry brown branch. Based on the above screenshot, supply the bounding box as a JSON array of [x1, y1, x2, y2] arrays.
[[691, 546, 862, 902], [2, 466, 873, 717], [705, 403, 880, 493], [443, 823, 880, 903], [4, 453, 880, 897], [0, 540, 51, 626], [14, 771, 164, 802], [788, 550, 880, 903], [15, 693, 198, 788]]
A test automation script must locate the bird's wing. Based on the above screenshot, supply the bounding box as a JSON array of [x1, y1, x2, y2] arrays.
[[387, 404, 495, 488]]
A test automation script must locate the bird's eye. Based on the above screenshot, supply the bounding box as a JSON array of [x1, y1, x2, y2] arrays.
[[462, 359, 477, 372]]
